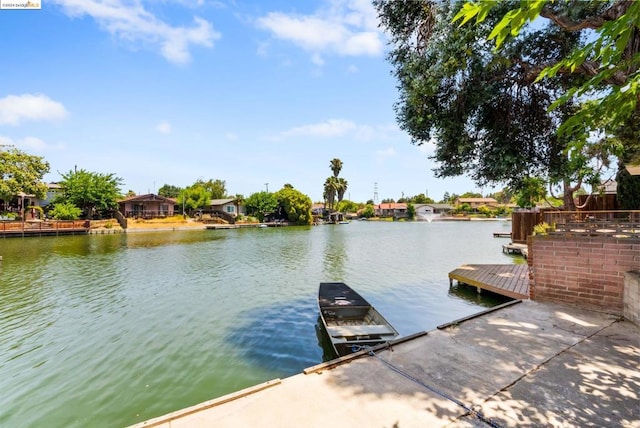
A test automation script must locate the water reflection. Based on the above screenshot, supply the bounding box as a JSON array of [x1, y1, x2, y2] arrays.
[[321, 226, 348, 280], [448, 283, 512, 307], [0, 220, 520, 427]]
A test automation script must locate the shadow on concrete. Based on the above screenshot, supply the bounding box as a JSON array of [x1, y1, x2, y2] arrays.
[[313, 303, 639, 427]]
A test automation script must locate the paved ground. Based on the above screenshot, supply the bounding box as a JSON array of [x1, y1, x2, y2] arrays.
[[132, 300, 639, 428]]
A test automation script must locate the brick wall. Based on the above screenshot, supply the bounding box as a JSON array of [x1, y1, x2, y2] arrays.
[[528, 235, 640, 315]]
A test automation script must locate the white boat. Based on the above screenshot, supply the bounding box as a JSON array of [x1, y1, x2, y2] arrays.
[[318, 282, 399, 357]]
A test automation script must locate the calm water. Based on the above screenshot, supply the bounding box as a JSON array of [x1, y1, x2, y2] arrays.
[[0, 220, 519, 427]]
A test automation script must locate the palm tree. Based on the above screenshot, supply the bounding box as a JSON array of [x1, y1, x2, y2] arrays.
[[330, 158, 343, 178], [337, 178, 348, 203], [324, 177, 337, 210]]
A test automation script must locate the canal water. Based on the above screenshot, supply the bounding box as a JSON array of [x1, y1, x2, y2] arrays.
[[0, 220, 519, 427]]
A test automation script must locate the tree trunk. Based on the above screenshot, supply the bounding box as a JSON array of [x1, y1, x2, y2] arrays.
[[563, 179, 577, 211]]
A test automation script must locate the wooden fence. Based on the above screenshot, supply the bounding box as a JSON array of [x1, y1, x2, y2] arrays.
[[0, 220, 90, 236]]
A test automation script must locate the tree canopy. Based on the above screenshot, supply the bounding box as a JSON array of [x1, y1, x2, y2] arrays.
[[275, 186, 313, 226], [58, 169, 122, 218], [177, 184, 210, 213], [197, 179, 227, 200], [323, 158, 348, 210], [375, 0, 639, 208], [158, 184, 182, 198], [0, 147, 50, 201], [454, 0, 639, 141], [244, 191, 278, 222]]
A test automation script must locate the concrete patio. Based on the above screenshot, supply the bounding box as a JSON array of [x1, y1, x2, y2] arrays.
[[132, 300, 639, 428]]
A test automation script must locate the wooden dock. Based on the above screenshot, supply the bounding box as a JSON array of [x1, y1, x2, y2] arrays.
[[0, 220, 90, 238], [502, 242, 528, 258], [448, 264, 529, 300], [492, 232, 512, 238]]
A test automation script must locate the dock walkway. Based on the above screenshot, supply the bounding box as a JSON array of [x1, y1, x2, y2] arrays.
[[448, 264, 529, 300], [131, 300, 639, 427]]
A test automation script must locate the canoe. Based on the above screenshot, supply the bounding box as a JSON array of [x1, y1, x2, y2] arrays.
[[318, 282, 399, 357]]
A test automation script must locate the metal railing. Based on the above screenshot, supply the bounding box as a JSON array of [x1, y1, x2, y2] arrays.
[[0, 220, 90, 233], [542, 211, 640, 238]]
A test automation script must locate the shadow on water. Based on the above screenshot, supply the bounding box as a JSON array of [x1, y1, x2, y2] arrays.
[[448, 283, 513, 308], [225, 297, 326, 376]]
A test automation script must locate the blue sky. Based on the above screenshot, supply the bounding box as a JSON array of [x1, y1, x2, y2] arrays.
[[0, 0, 488, 203]]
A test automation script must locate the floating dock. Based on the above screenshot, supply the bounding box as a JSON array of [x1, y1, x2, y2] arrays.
[[502, 242, 528, 258], [448, 264, 529, 300], [492, 232, 512, 238]]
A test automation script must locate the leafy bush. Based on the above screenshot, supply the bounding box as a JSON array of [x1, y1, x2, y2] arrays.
[[533, 222, 555, 236], [49, 202, 82, 220], [0, 211, 17, 220]]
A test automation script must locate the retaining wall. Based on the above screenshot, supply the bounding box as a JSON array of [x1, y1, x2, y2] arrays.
[[528, 235, 640, 315]]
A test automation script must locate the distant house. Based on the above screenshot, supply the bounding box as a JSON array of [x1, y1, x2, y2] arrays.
[[36, 182, 62, 207], [118, 194, 177, 218], [454, 198, 498, 209], [209, 198, 244, 218], [375, 203, 407, 218], [311, 203, 325, 217], [414, 203, 453, 220]]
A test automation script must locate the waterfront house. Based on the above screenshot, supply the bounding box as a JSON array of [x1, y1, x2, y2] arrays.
[[414, 203, 453, 219], [118, 194, 177, 218], [375, 203, 408, 218], [454, 197, 498, 209], [311, 203, 325, 217], [209, 198, 244, 218]]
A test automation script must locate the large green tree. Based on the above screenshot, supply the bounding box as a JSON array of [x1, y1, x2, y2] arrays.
[[57, 169, 122, 218], [177, 184, 210, 214], [158, 184, 182, 198], [244, 191, 278, 222], [375, 0, 636, 209], [453, 0, 640, 206], [323, 158, 348, 210], [275, 186, 313, 226], [0, 147, 50, 202], [197, 179, 227, 200]]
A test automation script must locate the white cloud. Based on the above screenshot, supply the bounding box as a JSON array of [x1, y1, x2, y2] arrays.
[[256, 0, 383, 63], [156, 121, 172, 134], [225, 132, 238, 140], [0, 94, 68, 126], [53, 0, 220, 64], [270, 119, 403, 143], [272, 119, 356, 140], [375, 146, 396, 162], [0, 135, 66, 151]]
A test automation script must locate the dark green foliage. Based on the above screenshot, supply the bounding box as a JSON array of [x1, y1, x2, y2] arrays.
[[158, 184, 182, 198], [197, 179, 227, 200], [616, 166, 640, 210], [406, 203, 416, 220], [375, 0, 581, 190], [375, 0, 640, 208], [275, 186, 313, 226], [49, 202, 82, 220], [177, 185, 210, 213], [244, 191, 278, 222], [58, 169, 122, 218], [0, 147, 50, 201], [361, 204, 375, 218]]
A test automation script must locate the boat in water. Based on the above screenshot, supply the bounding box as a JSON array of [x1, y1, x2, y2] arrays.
[[318, 282, 399, 357]]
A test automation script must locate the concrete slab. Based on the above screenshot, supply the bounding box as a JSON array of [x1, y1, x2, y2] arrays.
[[132, 300, 639, 428]]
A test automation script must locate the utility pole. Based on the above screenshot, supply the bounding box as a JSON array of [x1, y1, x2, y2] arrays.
[[265, 183, 269, 192]]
